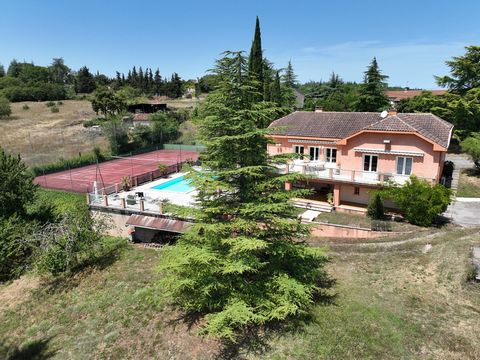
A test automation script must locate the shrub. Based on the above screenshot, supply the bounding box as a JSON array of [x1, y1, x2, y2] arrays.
[[57, 101, 63, 106], [0, 148, 37, 218], [0, 96, 11, 118], [50, 105, 59, 113], [158, 163, 169, 177], [461, 133, 480, 170], [1, 83, 67, 102], [367, 192, 384, 219], [0, 216, 36, 281], [381, 175, 452, 227], [442, 160, 454, 178], [83, 117, 107, 128], [34, 213, 118, 276], [46, 101, 55, 107], [22, 104, 29, 111]]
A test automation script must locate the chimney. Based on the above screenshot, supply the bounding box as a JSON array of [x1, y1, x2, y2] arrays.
[[387, 109, 397, 116], [315, 106, 324, 113]]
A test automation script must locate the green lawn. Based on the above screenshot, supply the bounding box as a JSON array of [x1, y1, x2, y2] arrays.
[[1, 227, 479, 359], [456, 169, 480, 197]]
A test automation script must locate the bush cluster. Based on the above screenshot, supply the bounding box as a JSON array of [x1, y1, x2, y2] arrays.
[[1, 83, 67, 102], [31, 147, 107, 176]]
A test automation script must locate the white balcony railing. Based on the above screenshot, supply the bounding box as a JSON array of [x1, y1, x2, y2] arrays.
[[276, 160, 435, 185]]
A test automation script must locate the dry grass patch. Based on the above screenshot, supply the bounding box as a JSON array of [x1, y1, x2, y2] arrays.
[[0, 100, 108, 166], [457, 168, 480, 197]]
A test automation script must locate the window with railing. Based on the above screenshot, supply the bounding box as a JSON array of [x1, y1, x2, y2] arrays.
[[325, 148, 337, 163], [309, 146, 320, 161], [293, 145, 304, 155], [363, 155, 378, 172]]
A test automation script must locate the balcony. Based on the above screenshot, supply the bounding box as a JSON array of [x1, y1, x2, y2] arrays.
[[276, 159, 435, 185]]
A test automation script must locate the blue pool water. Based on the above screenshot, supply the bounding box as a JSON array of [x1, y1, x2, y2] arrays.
[[151, 176, 194, 193]]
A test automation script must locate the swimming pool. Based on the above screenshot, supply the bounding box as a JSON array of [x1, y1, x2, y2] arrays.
[[150, 176, 194, 193]]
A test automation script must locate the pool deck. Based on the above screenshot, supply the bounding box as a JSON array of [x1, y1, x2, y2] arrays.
[[88, 172, 197, 214]]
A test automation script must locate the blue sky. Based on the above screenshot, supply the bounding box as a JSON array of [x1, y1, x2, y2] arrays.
[[0, 0, 478, 88]]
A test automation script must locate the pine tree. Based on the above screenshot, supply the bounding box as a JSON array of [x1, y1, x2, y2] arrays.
[[154, 68, 163, 95], [0, 64, 5, 78], [355, 57, 390, 112], [115, 71, 122, 86], [248, 16, 264, 100], [138, 66, 144, 91], [75, 66, 96, 93], [283, 60, 297, 88], [158, 51, 332, 340], [131, 66, 138, 87]]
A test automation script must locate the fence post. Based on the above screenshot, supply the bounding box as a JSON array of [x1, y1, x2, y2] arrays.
[[121, 198, 126, 209], [140, 199, 144, 212], [86, 193, 90, 204], [103, 194, 109, 207]]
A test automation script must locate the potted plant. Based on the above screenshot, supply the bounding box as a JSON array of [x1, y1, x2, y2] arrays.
[[158, 163, 169, 178], [121, 176, 131, 191], [326, 192, 334, 205]]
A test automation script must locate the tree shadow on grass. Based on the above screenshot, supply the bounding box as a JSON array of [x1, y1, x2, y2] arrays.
[[1, 337, 56, 360], [166, 290, 337, 360], [38, 244, 127, 295], [464, 168, 480, 177]]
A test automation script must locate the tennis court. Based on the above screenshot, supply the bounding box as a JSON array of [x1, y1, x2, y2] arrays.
[[34, 149, 199, 193]]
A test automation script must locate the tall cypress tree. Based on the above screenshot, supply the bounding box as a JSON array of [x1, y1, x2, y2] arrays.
[[271, 70, 282, 105], [248, 16, 264, 100], [355, 57, 390, 112], [158, 51, 332, 340]]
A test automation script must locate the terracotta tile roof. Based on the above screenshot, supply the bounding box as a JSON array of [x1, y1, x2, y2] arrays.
[[386, 90, 447, 101], [268, 111, 453, 148], [364, 115, 416, 132], [269, 111, 380, 139], [126, 214, 191, 233]]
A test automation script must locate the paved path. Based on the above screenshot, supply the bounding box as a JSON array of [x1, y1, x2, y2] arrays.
[[444, 198, 480, 227], [443, 154, 480, 225]]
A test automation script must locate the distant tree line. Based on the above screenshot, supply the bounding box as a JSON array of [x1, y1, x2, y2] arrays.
[[0, 57, 195, 102]]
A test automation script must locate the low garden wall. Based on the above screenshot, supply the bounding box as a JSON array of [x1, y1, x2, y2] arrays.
[[308, 221, 401, 239]]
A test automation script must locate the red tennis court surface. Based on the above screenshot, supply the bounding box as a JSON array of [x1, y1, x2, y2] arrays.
[[34, 149, 199, 193]]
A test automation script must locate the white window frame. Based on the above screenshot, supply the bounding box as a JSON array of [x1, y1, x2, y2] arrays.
[[325, 148, 337, 163], [293, 145, 304, 155], [363, 154, 378, 172], [396, 156, 413, 175], [309, 146, 321, 161]]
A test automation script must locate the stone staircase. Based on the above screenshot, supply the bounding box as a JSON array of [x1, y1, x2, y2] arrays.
[[451, 168, 461, 191], [291, 198, 333, 213]]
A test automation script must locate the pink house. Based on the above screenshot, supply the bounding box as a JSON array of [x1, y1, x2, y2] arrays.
[[267, 109, 453, 211]]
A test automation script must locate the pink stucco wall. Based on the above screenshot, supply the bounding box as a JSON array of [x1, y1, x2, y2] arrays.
[[339, 132, 442, 181], [268, 132, 444, 182]]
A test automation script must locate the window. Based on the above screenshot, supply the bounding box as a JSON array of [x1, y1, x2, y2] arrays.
[[309, 147, 320, 161], [363, 155, 378, 172], [354, 186, 360, 195], [325, 148, 337, 163], [293, 145, 304, 154], [396, 157, 413, 175]]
